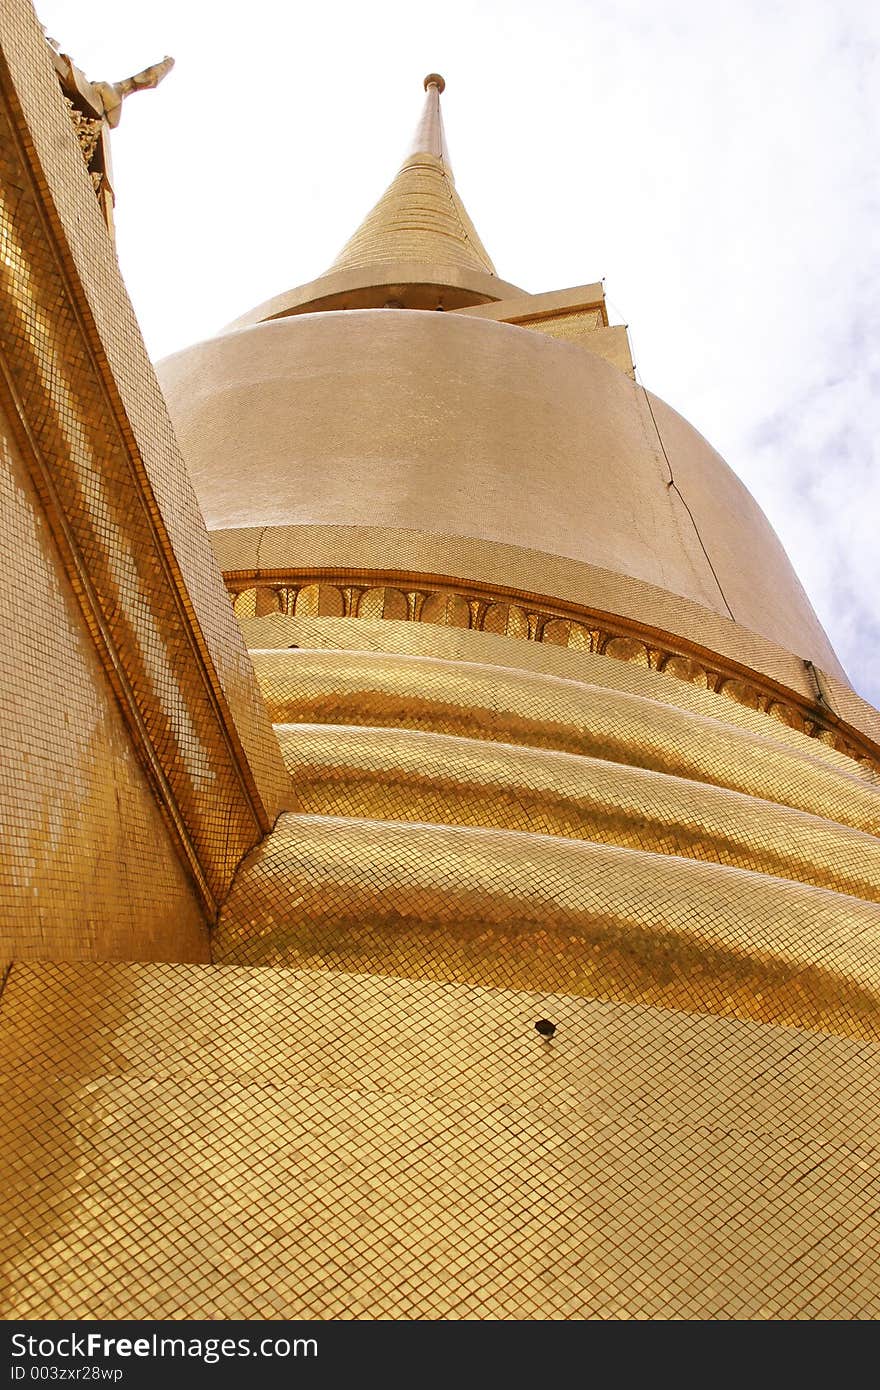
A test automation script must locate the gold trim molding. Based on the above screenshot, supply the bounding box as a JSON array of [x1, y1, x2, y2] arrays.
[[0, 26, 290, 915]]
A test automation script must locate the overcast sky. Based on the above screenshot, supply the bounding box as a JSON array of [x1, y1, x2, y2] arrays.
[[37, 0, 880, 706]]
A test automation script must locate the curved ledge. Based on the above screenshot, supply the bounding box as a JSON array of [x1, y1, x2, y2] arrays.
[[225, 262, 525, 329], [229, 569, 878, 771], [211, 522, 847, 688], [275, 722, 880, 903], [215, 812, 880, 1043], [250, 647, 880, 836], [242, 612, 863, 767]]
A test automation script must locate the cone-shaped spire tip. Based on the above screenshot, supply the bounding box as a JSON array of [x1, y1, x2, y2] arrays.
[[326, 69, 496, 278]]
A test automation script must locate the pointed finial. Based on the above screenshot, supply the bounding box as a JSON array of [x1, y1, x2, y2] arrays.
[[408, 73, 451, 166], [327, 69, 496, 277]]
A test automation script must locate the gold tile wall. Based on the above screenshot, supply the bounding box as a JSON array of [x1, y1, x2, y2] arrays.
[[1, 959, 878, 1319], [216, 811, 880, 1043], [232, 574, 876, 769], [0, 401, 208, 964], [251, 649, 880, 835], [0, 4, 291, 937], [274, 723, 880, 902], [0, 2, 290, 829]]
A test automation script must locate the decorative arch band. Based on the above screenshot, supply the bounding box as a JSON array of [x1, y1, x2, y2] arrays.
[[226, 571, 880, 777]]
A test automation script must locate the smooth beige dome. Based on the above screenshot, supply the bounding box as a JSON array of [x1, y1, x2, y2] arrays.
[[158, 308, 843, 675]]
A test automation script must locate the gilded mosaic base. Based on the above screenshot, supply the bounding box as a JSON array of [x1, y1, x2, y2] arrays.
[[1, 960, 878, 1320], [215, 812, 880, 1044], [231, 633, 880, 1046]]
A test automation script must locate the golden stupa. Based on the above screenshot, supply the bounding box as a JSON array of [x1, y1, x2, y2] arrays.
[[1, 4, 880, 1320]]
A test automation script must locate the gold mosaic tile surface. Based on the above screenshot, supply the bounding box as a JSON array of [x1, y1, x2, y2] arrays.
[[275, 723, 880, 902], [0, 408, 209, 965], [251, 649, 880, 835], [244, 613, 871, 771], [1, 960, 878, 1320], [4, 0, 880, 1324], [216, 811, 880, 1042], [0, 3, 290, 926], [232, 636, 880, 1048]]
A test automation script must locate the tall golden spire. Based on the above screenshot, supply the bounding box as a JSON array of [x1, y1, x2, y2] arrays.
[[329, 74, 496, 276]]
